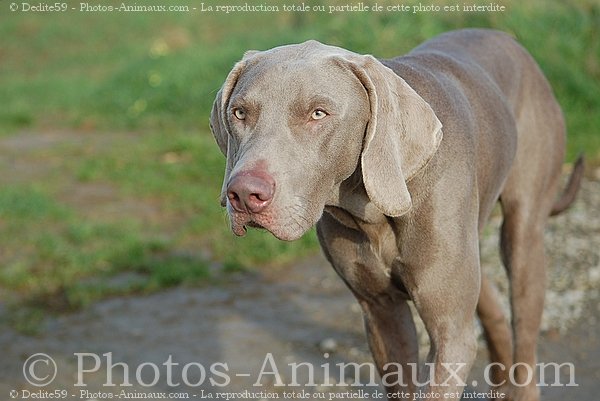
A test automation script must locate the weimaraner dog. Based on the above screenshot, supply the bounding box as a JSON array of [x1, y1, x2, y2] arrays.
[[210, 29, 583, 400]]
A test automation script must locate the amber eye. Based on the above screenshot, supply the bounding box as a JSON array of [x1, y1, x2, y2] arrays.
[[311, 109, 328, 120], [233, 108, 246, 120]]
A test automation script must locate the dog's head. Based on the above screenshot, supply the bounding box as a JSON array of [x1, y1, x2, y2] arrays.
[[210, 40, 442, 241]]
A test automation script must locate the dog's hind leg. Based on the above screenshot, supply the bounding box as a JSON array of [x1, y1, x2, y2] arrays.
[[477, 274, 513, 398]]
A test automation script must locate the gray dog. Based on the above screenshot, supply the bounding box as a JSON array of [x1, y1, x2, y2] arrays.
[[210, 29, 583, 401]]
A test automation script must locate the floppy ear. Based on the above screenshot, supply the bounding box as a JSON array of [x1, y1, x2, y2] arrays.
[[209, 57, 248, 155], [210, 50, 260, 153], [209, 52, 258, 205], [340, 54, 443, 217]]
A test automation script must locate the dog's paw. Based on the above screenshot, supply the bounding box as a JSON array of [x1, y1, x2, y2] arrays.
[[493, 383, 541, 401], [491, 383, 512, 401], [511, 384, 540, 401]]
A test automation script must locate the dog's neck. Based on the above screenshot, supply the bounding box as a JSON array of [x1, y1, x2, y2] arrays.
[[324, 168, 388, 229]]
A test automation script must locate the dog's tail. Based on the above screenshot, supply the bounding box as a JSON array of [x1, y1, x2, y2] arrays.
[[550, 154, 585, 216]]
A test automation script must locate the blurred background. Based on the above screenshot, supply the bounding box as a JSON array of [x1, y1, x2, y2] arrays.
[[1, 0, 599, 330]]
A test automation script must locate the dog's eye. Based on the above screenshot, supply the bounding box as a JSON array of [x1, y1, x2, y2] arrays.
[[311, 109, 328, 120], [233, 108, 246, 120]]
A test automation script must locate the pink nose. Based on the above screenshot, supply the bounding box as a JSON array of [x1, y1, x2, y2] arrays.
[[227, 171, 275, 214]]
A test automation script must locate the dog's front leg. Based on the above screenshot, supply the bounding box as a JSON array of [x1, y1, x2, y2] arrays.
[[317, 213, 420, 396], [393, 240, 480, 400], [359, 296, 419, 395], [385, 189, 483, 399]]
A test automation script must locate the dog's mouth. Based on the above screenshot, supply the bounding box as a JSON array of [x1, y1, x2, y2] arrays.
[[228, 208, 307, 242], [246, 221, 266, 230], [229, 210, 271, 237]]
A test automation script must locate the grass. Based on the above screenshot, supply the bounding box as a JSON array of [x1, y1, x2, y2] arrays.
[[1, 0, 599, 324], [0, 186, 206, 302]]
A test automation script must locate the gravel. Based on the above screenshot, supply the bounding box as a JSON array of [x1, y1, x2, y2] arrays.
[[481, 177, 600, 334]]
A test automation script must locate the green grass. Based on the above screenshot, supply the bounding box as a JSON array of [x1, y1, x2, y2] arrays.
[[1, 0, 599, 322], [0, 186, 208, 303]]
